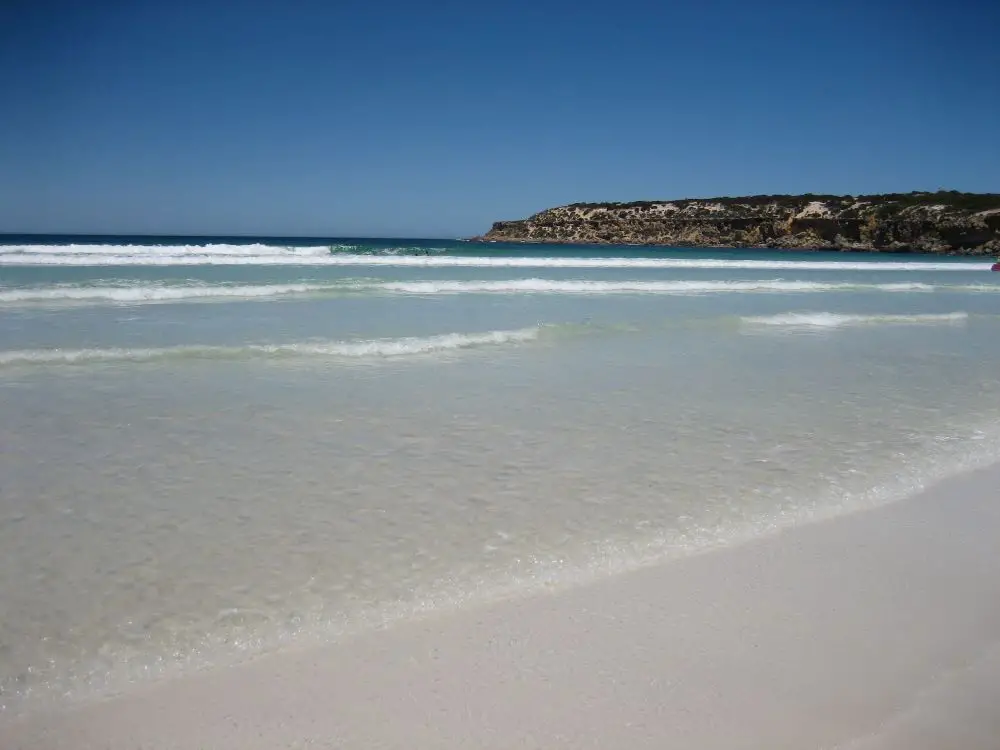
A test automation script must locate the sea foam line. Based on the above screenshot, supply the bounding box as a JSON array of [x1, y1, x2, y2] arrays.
[[379, 279, 942, 294], [0, 244, 991, 271], [0, 283, 338, 304], [3, 279, 995, 307], [0, 328, 541, 368], [741, 312, 970, 328], [0, 243, 334, 257]]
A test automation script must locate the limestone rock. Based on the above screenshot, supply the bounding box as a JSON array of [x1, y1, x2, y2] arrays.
[[475, 192, 1000, 255]]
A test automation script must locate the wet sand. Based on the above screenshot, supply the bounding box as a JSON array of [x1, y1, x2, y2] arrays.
[[5, 463, 1000, 750]]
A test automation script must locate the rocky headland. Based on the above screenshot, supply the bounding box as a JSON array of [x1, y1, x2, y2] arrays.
[[475, 191, 1000, 255]]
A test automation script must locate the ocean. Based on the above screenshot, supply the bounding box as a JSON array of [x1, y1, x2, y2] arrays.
[[1, 236, 999, 718]]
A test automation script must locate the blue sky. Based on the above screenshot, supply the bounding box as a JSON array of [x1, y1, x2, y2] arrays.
[[1, 0, 998, 237]]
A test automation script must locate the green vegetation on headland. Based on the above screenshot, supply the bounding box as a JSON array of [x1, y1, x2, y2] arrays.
[[474, 191, 1000, 255]]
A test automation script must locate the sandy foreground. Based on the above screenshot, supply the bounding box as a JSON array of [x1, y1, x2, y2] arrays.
[[4, 464, 1000, 750]]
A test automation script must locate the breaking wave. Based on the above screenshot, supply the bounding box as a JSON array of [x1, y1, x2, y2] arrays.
[[2, 278, 997, 308], [741, 312, 970, 328], [0, 283, 338, 305], [0, 328, 542, 368], [379, 279, 940, 294], [0, 244, 992, 271]]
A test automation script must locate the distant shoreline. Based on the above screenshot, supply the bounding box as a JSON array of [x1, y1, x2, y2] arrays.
[[466, 236, 983, 254], [477, 191, 1000, 256]]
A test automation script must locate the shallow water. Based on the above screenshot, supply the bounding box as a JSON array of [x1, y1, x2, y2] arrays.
[[1, 239, 999, 716]]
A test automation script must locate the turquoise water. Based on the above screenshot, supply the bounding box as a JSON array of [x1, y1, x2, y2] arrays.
[[1, 237, 999, 717]]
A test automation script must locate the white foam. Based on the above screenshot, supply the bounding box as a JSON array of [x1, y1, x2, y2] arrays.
[[0, 328, 541, 368], [0, 244, 991, 271], [0, 243, 333, 257], [380, 279, 939, 295], [741, 312, 970, 328], [5, 279, 988, 308], [0, 283, 337, 304]]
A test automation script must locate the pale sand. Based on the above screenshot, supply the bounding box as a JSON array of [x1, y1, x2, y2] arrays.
[[5, 464, 1000, 749]]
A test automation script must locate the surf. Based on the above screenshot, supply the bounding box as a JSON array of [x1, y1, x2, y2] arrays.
[[0, 243, 992, 271], [4, 278, 998, 308], [741, 312, 970, 328], [0, 327, 543, 368], [0, 282, 342, 305]]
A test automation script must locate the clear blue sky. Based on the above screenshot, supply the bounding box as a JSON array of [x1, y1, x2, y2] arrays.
[[2, 0, 998, 237]]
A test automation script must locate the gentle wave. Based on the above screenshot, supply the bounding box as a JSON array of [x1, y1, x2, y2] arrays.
[[0, 243, 334, 257], [0, 283, 338, 304], [2, 278, 998, 307], [741, 312, 970, 328], [0, 328, 541, 368], [0, 244, 991, 271], [0, 243, 446, 258], [380, 279, 940, 295]]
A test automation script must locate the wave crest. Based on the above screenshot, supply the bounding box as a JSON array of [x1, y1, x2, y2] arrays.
[[380, 279, 938, 295], [0, 328, 541, 368], [0, 244, 992, 271], [0, 283, 337, 304], [2, 279, 995, 308], [741, 312, 969, 328]]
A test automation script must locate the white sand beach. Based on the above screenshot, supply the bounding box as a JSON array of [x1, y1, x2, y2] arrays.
[[5, 463, 999, 750]]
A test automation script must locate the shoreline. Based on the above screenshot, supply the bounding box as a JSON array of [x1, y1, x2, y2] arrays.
[[5, 460, 1000, 749], [473, 191, 1000, 256], [467, 236, 996, 256]]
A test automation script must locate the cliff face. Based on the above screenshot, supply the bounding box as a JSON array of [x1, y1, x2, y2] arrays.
[[477, 192, 1000, 255]]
